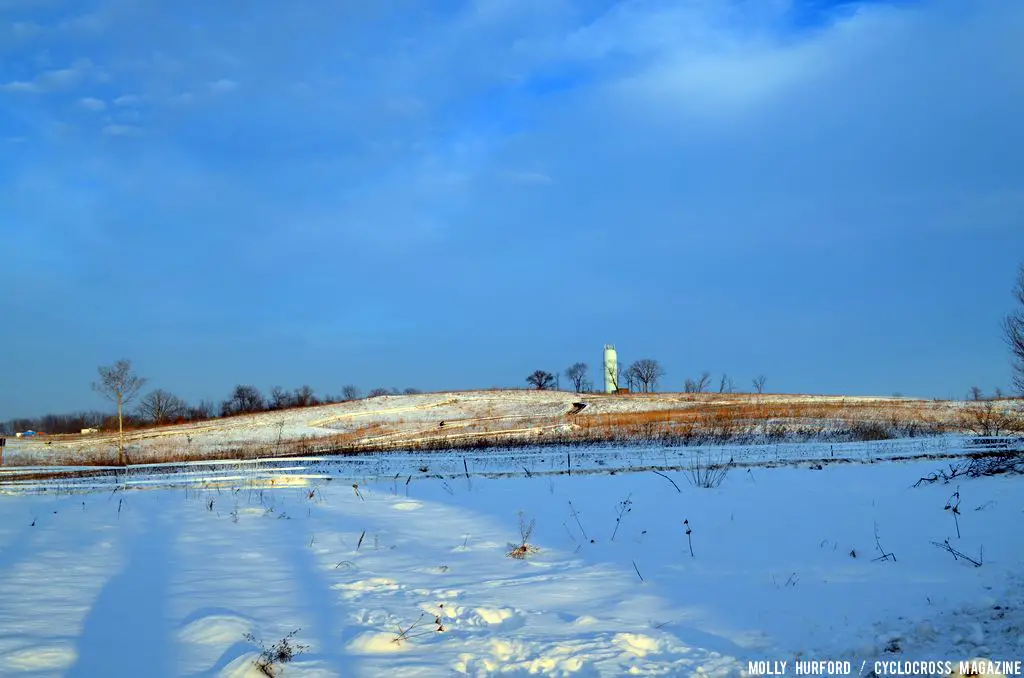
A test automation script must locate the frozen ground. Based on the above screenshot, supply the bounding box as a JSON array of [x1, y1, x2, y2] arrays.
[[0, 440, 1021, 677]]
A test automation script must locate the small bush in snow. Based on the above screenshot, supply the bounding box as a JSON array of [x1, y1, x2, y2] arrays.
[[508, 511, 539, 559], [915, 448, 1024, 486], [686, 453, 733, 489], [243, 629, 309, 677], [392, 609, 446, 645]]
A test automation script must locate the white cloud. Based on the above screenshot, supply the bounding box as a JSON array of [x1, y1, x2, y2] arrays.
[[0, 23, 40, 58], [0, 80, 41, 92], [113, 94, 139, 107], [37, 59, 93, 89], [102, 124, 142, 137], [78, 97, 106, 111], [208, 78, 239, 93], [4, 58, 95, 93]]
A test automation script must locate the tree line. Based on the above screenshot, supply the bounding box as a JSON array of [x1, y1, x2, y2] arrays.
[[1, 373, 423, 438], [527, 361, 769, 395]]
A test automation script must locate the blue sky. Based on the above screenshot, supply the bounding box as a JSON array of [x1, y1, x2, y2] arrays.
[[2, 0, 1023, 417]]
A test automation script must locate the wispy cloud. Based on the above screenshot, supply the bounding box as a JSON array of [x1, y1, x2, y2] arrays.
[[101, 123, 141, 136], [1, 80, 41, 92], [2, 58, 96, 93], [208, 78, 239, 93], [78, 96, 105, 111]]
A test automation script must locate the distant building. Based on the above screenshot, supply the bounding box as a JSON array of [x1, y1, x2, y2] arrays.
[[81, 428, 99, 434]]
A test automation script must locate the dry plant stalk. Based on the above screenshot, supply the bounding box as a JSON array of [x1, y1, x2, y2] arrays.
[[508, 511, 539, 559]]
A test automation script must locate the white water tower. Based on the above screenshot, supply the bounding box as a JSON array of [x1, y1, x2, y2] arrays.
[[603, 344, 618, 393]]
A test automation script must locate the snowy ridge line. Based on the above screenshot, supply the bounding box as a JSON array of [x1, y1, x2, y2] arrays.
[[0, 435, 1018, 495]]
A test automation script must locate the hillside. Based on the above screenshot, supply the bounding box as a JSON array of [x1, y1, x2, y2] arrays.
[[3, 390, 1020, 467]]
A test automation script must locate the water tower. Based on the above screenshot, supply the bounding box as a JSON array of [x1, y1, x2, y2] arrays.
[[603, 344, 618, 393]]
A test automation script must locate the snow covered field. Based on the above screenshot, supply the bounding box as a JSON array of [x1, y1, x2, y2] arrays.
[[3, 390, 1006, 467], [0, 440, 1021, 677]]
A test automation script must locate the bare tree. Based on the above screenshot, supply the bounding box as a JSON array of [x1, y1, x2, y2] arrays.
[[221, 385, 265, 416], [565, 362, 589, 393], [1004, 264, 1024, 393], [968, 386, 984, 402], [624, 365, 639, 391], [628, 359, 665, 393], [717, 373, 735, 394], [293, 385, 317, 407], [403, 387, 422, 395], [342, 385, 361, 401], [684, 372, 711, 393], [367, 388, 391, 398], [93, 359, 147, 464], [526, 370, 555, 390], [752, 375, 767, 394], [137, 389, 187, 425], [188, 400, 216, 421], [269, 386, 293, 410]]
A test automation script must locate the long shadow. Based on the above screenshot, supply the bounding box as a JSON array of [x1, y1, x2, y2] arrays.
[[284, 510, 359, 676], [66, 510, 177, 678]]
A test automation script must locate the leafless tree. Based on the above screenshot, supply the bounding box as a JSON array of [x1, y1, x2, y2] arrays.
[[565, 362, 589, 393], [293, 385, 317, 407], [718, 373, 735, 394], [221, 385, 265, 416], [684, 372, 711, 393], [752, 375, 767, 394], [269, 386, 292, 410], [138, 389, 187, 425], [188, 400, 216, 421], [968, 386, 984, 402], [1004, 264, 1024, 393], [93, 359, 147, 464], [618, 366, 634, 393], [367, 388, 391, 398], [526, 370, 555, 390], [403, 387, 422, 395], [627, 359, 665, 393], [342, 385, 361, 401]]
